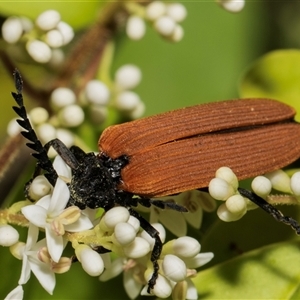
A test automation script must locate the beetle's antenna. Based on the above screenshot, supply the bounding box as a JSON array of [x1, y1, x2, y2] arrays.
[[238, 187, 300, 235], [11, 69, 57, 185]]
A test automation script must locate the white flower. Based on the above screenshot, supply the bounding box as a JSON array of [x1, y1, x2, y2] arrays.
[[22, 178, 93, 262]]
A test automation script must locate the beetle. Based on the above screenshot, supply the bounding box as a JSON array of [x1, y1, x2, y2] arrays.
[[11, 70, 300, 292]]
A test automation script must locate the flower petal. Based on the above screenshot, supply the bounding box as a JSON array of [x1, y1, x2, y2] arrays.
[[36, 195, 51, 209], [53, 155, 71, 178], [99, 258, 124, 281], [5, 285, 24, 300], [45, 225, 64, 263], [26, 224, 39, 249], [18, 255, 31, 285], [183, 252, 214, 268], [22, 205, 47, 228], [48, 178, 70, 213], [64, 213, 93, 232], [28, 258, 56, 295], [123, 270, 143, 299], [159, 209, 187, 237]]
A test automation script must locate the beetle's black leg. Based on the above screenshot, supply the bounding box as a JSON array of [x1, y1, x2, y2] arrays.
[[128, 208, 162, 293], [138, 197, 188, 212], [238, 188, 300, 235]]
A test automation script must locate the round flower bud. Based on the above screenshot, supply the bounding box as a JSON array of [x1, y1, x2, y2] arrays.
[[162, 254, 187, 282], [265, 169, 291, 193], [26, 40, 52, 63], [0, 224, 19, 246], [166, 3, 187, 22], [36, 123, 56, 144], [103, 207, 130, 230], [7, 118, 21, 136], [146, 1, 166, 21], [127, 216, 140, 233], [85, 80, 110, 105], [29, 107, 49, 125], [129, 101, 145, 119], [217, 203, 245, 222], [144, 271, 172, 298], [219, 0, 245, 13], [29, 175, 52, 200], [49, 49, 65, 67], [50, 87, 76, 110], [173, 236, 200, 258], [123, 237, 151, 258], [115, 65, 142, 90], [45, 29, 64, 48], [116, 91, 141, 111], [36, 10, 61, 31], [171, 24, 184, 42], [56, 129, 74, 148], [89, 105, 108, 125], [291, 172, 300, 196], [20, 17, 33, 32], [75, 245, 104, 276], [154, 16, 176, 36], [225, 194, 247, 215], [126, 16, 146, 41], [57, 21, 74, 45], [2, 17, 23, 44], [215, 167, 238, 190], [208, 177, 235, 200], [140, 223, 166, 248], [113, 222, 137, 245], [58, 104, 84, 127], [251, 176, 272, 198]]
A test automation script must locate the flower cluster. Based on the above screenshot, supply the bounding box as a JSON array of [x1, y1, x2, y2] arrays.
[[1, 10, 74, 65], [209, 166, 300, 222], [126, 1, 187, 42], [1, 156, 213, 300]]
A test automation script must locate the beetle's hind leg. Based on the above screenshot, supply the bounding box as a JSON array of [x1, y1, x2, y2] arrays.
[[128, 208, 162, 293]]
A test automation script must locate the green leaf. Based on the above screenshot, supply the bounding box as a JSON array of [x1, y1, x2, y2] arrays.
[[193, 239, 300, 299], [239, 49, 300, 121]]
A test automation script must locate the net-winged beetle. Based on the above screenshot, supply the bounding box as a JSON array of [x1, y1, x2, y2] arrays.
[[11, 69, 300, 292]]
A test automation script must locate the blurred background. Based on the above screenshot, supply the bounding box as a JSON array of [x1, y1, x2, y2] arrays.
[[0, 1, 300, 299]]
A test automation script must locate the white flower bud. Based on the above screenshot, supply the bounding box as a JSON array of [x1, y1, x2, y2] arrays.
[[219, 0, 245, 13], [143, 272, 172, 298], [85, 80, 110, 105], [29, 175, 52, 200], [56, 129, 74, 148], [10, 241, 25, 259], [162, 254, 186, 282], [183, 252, 214, 268], [58, 104, 85, 127], [36, 10, 61, 31], [251, 176, 272, 198], [50, 87, 76, 110], [265, 169, 291, 193], [291, 172, 300, 196], [208, 177, 235, 200], [113, 222, 137, 245], [45, 29, 64, 48], [56, 21, 74, 45], [103, 207, 130, 230], [140, 223, 166, 248], [36, 123, 56, 144], [170, 24, 184, 42], [20, 17, 33, 32], [123, 237, 151, 258], [26, 40, 52, 63], [7, 118, 22, 136], [146, 1, 166, 21], [166, 3, 187, 22], [115, 65, 142, 90], [75, 245, 104, 276], [116, 91, 141, 111], [225, 194, 247, 215], [129, 101, 145, 119], [154, 16, 176, 36], [29, 107, 49, 125], [0, 225, 19, 246], [2, 17, 23, 44], [215, 167, 238, 190], [126, 16, 146, 40], [217, 203, 245, 222], [127, 216, 140, 233], [173, 237, 200, 258], [49, 49, 65, 67]]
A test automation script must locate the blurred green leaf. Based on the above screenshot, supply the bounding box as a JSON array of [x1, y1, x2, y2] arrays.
[[240, 49, 300, 121], [194, 239, 300, 299]]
